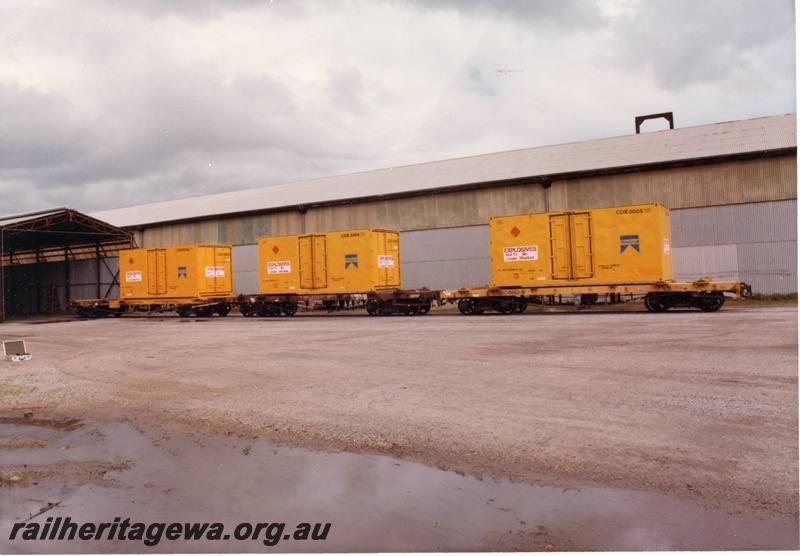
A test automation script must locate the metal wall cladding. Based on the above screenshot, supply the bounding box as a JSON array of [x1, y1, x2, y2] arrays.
[[490, 204, 673, 288], [232, 244, 259, 295], [68, 258, 121, 301], [672, 245, 741, 282], [119, 244, 233, 300], [671, 200, 797, 246], [400, 226, 490, 289], [552, 156, 796, 212], [735, 240, 797, 294], [670, 200, 797, 294], [4, 259, 122, 316], [257, 229, 401, 294]]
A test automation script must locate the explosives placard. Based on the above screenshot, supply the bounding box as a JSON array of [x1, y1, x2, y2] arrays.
[[268, 261, 291, 274], [503, 246, 538, 261]]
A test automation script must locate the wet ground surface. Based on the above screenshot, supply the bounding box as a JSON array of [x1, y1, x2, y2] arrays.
[[1, 306, 798, 551], [1, 416, 797, 553]]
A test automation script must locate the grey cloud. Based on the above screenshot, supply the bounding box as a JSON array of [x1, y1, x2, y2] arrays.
[[96, 0, 269, 22], [326, 66, 371, 116], [0, 0, 794, 215], [467, 66, 498, 97], [612, 0, 795, 91], [395, 0, 606, 29], [0, 83, 97, 174]]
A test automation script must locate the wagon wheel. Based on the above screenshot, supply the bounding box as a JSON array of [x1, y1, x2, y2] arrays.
[[216, 305, 231, 317], [282, 302, 298, 316], [196, 306, 214, 318], [644, 293, 668, 312], [366, 300, 381, 316], [176, 306, 191, 318], [418, 302, 431, 315], [699, 291, 725, 312], [514, 296, 528, 313], [498, 299, 515, 314], [457, 299, 474, 315], [240, 303, 253, 317]]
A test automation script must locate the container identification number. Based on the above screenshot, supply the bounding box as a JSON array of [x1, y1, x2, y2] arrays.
[[616, 208, 652, 215]]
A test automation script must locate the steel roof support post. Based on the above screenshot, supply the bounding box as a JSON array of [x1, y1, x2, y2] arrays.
[[0, 228, 4, 322], [36, 248, 42, 315], [96, 241, 102, 299], [7, 245, 15, 317], [541, 179, 552, 212], [64, 244, 70, 310], [298, 205, 307, 234]]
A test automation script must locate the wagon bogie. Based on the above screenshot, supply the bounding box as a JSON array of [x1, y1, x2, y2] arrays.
[[643, 291, 727, 313]]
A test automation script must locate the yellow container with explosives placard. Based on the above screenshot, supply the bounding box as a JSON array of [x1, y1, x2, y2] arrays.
[[119, 244, 233, 300], [258, 229, 401, 294], [490, 203, 673, 288]]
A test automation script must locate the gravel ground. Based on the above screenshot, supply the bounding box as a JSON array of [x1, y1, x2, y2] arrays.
[[1, 304, 797, 525]]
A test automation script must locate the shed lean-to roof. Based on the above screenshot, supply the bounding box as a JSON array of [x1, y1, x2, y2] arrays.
[[0, 208, 135, 265], [91, 113, 797, 228]]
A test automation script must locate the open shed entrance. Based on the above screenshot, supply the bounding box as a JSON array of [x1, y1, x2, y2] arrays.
[[0, 208, 136, 319]]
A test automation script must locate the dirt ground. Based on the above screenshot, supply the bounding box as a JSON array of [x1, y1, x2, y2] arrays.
[[0, 302, 798, 551]]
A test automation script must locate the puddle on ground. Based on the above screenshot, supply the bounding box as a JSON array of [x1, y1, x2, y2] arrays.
[[0, 418, 797, 553]]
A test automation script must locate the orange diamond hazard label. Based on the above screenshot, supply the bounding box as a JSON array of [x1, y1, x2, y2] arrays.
[[272, 245, 280, 254], [510, 226, 521, 237]]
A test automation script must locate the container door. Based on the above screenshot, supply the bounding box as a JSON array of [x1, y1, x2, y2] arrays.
[[299, 235, 327, 290], [213, 247, 233, 294], [147, 249, 167, 295], [548, 213, 594, 280], [376, 233, 389, 288], [570, 212, 594, 279], [299, 236, 314, 289], [373, 231, 400, 289], [312, 235, 328, 289], [549, 215, 572, 279]]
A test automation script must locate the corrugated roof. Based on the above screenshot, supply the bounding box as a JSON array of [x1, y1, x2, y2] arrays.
[[91, 113, 797, 228], [0, 208, 135, 265], [0, 208, 73, 227]]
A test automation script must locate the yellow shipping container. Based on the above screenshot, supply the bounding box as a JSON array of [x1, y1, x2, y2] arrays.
[[490, 203, 673, 287], [258, 229, 401, 294], [119, 244, 233, 300]]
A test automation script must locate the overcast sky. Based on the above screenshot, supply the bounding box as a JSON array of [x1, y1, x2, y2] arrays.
[[1, 0, 795, 217]]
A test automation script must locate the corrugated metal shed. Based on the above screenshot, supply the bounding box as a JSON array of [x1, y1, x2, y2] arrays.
[[401, 226, 491, 289], [671, 200, 797, 294], [0, 208, 135, 264], [91, 114, 796, 228]]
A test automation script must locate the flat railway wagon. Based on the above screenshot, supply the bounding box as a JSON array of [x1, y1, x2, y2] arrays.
[[72, 244, 236, 317], [239, 228, 439, 316], [442, 203, 750, 314]]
